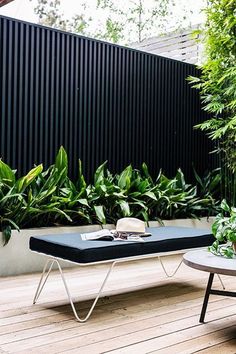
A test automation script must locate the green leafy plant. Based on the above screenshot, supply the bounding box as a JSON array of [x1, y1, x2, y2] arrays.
[[87, 162, 220, 224], [209, 199, 236, 258], [53, 159, 91, 225], [150, 168, 218, 220], [0, 147, 221, 245], [193, 167, 221, 214], [189, 0, 236, 206], [0, 160, 43, 245], [0, 147, 73, 243]]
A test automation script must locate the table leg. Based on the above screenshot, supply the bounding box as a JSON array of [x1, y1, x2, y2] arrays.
[[200, 273, 214, 323]]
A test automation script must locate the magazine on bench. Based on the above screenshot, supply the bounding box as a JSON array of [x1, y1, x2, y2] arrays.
[[80, 229, 151, 242]]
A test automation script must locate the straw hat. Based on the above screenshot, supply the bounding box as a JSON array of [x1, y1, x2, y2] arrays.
[[116, 218, 146, 234]]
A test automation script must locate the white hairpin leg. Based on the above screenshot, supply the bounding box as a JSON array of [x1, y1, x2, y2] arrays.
[[158, 256, 183, 278], [33, 258, 116, 322], [157, 255, 225, 288], [33, 258, 56, 304], [216, 274, 225, 290]]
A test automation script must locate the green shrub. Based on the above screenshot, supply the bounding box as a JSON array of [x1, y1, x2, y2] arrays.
[[189, 0, 236, 205], [0, 147, 220, 245]]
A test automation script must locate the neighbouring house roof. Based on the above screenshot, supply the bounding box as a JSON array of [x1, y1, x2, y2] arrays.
[[130, 25, 203, 65], [0, 0, 14, 7]]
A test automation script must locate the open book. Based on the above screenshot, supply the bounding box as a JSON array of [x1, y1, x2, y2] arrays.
[[80, 229, 151, 242]]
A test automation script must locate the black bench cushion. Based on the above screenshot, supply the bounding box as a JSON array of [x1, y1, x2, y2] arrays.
[[29, 227, 214, 264]]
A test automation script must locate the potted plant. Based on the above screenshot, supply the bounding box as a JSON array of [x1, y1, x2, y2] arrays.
[[209, 199, 236, 258]]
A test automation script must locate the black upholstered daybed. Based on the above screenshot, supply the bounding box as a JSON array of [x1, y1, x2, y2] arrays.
[[30, 226, 214, 322]]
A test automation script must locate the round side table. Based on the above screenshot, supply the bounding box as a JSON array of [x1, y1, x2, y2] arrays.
[[183, 250, 236, 323]]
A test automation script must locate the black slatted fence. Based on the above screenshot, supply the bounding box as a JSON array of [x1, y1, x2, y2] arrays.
[[0, 16, 212, 182]]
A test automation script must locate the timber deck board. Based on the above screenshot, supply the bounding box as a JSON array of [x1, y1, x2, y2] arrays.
[[0, 255, 235, 353]]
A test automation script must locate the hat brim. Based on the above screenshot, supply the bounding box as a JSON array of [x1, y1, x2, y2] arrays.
[[117, 231, 151, 237]]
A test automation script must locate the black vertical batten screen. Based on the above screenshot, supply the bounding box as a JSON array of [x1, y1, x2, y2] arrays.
[[0, 16, 212, 182]]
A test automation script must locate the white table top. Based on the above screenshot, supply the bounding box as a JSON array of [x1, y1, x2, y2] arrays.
[[183, 250, 236, 276]]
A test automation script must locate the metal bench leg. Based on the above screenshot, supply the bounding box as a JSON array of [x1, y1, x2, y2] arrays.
[[33, 258, 116, 323], [33, 258, 56, 304], [216, 274, 225, 290], [158, 256, 183, 278], [157, 256, 225, 287]]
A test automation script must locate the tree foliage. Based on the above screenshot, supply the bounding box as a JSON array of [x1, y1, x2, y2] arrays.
[[190, 0, 236, 170], [189, 0, 236, 204], [97, 0, 173, 43], [33, 0, 69, 30], [31, 0, 200, 44], [31, 0, 92, 33]]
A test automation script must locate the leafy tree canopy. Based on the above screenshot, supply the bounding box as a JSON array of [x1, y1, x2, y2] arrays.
[[192, 0, 236, 172], [189, 0, 236, 204], [31, 0, 205, 44]]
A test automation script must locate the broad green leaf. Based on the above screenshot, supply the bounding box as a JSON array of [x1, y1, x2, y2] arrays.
[[55, 146, 68, 173], [55, 146, 68, 184], [130, 200, 147, 209], [24, 206, 72, 222], [139, 210, 148, 222], [64, 209, 91, 222], [142, 162, 154, 185], [2, 225, 12, 246], [28, 188, 33, 203], [78, 198, 89, 207], [222, 247, 234, 259], [113, 192, 126, 198], [94, 205, 106, 224], [221, 199, 230, 212], [0, 192, 23, 205], [118, 165, 132, 190], [155, 169, 162, 183], [1, 219, 20, 245], [129, 191, 141, 198], [16, 164, 43, 192], [208, 174, 221, 192], [31, 186, 57, 203], [2, 218, 20, 231], [0, 160, 15, 186], [175, 169, 185, 189], [100, 184, 107, 193], [143, 191, 157, 200], [138, 180, 149, 193], [94, 162, 107, 185], [51, 207, 72, 222], [117, 200, 130, 216], [193, 167, 203, 188]]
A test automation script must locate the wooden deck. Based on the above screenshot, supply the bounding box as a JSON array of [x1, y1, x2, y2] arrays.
[[0, 254, 236, 353]]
